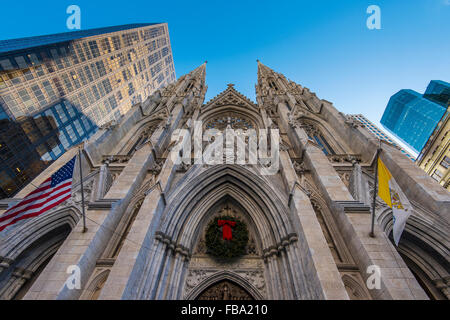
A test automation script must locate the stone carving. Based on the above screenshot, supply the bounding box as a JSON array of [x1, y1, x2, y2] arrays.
[[293, 160, 308, 174], [345, 116, 364, 129], [149, 161, 163, 175], [288, 118, 300, 129], [99, 119, 117, 130], [67, 179, 94, 207], [196, 280, 253, 300], [184, 269, 266, 299], [163, 114, 173, 129], [185, 270, 209, 290], [327, 154, 362, 164], [176, 162, 191, 173], [338, 171, 351, 188], [246, 238, 257, 256], [242, 271, 265, 291], [102, 155, 131, 164]]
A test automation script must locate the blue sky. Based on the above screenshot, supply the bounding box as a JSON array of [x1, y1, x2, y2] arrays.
[[1, 0, 449, 154]]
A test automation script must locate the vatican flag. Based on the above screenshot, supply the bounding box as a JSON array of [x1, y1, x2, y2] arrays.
[[377, 158, 412, 246]]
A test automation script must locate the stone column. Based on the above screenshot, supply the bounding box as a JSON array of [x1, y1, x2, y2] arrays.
[[0, 268, 33, 300], [349, 161, 370, 205], [99, 131, 181, 299], [277, 102, 428, 300], [24, 143, 155, 300], [0, 257, 13, 275], [279, 150, 349, 300]]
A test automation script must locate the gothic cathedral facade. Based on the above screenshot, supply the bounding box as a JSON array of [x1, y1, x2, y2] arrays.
[[0, 62, 448, 300]]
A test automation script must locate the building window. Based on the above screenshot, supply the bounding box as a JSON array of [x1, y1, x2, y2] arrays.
[[431, 169, 443, 182], [0, 59, 14, 70], [441, 156, 450, 169]]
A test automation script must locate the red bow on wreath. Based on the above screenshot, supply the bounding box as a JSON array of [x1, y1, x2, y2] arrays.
[[218, 220, 236, 240]]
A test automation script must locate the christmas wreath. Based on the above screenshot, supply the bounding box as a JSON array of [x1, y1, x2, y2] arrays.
[[205, 216, 248, 259]]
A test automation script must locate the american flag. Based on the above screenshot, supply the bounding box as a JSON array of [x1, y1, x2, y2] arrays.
[[0, 156, 77, 232]]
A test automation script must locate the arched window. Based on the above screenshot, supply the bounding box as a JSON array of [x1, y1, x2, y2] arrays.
[[311, 201, 341, 263], [125, 122, 158, 156], [205, 114, 254, 131], [300, 122, 335, 155], [196, 280, 254, 300], [111, 198, 144, 258]]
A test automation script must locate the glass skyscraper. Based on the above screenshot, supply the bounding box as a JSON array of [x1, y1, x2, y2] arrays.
[[423, 80, 450, 107], [0, 23, 176, 198], [349, 114, 416, 161], [381, 88, 447, 154]]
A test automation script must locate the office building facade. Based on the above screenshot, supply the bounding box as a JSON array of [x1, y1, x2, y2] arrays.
[[424, 80, 450, 107], [417, 81, 450, 190], [350, 114, 416, 161], [416, 109, 450, 191], [381, 89, 446, 153], [0, 23, 176, 198]]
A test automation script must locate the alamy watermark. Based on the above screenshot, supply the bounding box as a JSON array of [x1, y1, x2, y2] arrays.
[[366, 264, 381, 290], [366, 5, 381, 30], [65, 265, 81, 290], [66, 5, 81, 30], [169, 121, 280, 175]]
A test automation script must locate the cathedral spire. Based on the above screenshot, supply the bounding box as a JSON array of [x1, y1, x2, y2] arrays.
[[255, 61, 322, 115]]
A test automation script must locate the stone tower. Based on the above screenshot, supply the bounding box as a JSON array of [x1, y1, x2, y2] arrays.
[[0, 62, 448, 300]]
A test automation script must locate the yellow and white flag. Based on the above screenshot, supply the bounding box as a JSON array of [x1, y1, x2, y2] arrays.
[[377, 158, 412, 246]]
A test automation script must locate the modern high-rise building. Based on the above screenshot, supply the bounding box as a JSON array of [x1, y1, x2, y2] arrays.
[[416, 81, 450, 190], [423, 80, 450, 107], [349, 114, 416, 161], [0, 23, 176, 198], [381, 88, 447, 153], [416, 108, 450, 191]]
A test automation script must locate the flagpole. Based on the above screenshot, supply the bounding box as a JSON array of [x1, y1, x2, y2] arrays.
[[370, 141, 382, 238], [78, 145, 87, 233]]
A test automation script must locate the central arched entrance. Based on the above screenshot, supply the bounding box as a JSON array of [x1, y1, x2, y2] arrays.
[[196, 280, 254, 300]]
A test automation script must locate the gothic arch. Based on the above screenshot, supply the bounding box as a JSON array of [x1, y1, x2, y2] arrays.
[[81, 270, 111, 300], [377, 209, 450, 299], [159, 165, 294, 252], [0, 223, 71, 300], [200, 87, 264, 131], [297, 117, 349, 154], [0, 207, 80, 261], [201, 109, 261, 132], [103, 195, 146, 258], [131, 165, 324, 300], [185, 271, 264, 300], [341, 274, 371, 300], [114, 118, 163, 156]]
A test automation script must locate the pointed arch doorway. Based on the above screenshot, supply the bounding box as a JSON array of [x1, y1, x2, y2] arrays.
[[195, 280, 254, 300]]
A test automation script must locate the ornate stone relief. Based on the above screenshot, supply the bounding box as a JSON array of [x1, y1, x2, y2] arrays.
[[344, 116, 364, 129], [185, 202, 266, 299], [99, 119, 117, 130], [293, 160, 308, 175], [65, 179, 94, 209], [102, 155, 132, 164], [196, 280, 254, 300], [328, 154, 362, 164], [149, 160, 163, 175], [176, 162, 191, 173], [337, 171, 351, 188], [184, 269, 266, 299], [205, 115, 254, 131]]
